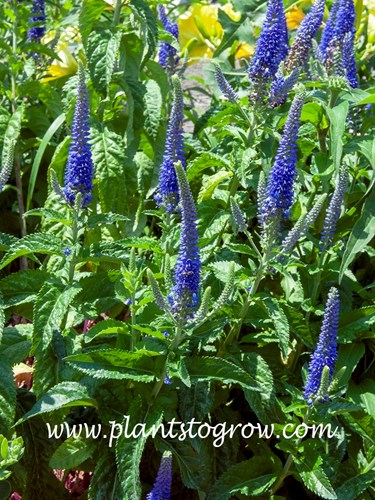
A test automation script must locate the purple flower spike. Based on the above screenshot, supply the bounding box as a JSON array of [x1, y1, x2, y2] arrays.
[[27, 0, 46, 42], [284, 0, 325, 72], [147, 451, 173, 500], [320, 164, 348, 251], [303, 287, 340, 404], [260, 89, 305, 223], [319, 0, 341, 61], [169, 162, 201, 322], [64, 64, 94, 208], [158, 5, 179, 72], [154, 76, 185, 213], [248, 0, 289, 88], [214, 64, 239, 103]]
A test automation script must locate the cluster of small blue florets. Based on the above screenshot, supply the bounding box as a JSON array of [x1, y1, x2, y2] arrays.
[[247, 0, 289, 87], [64, 66, 94, 208], [27, 0, 46, 42], [168, 164, 201, 321], [321, 0, 358, 87], [154, 77, 185, 213], [157, 5, 179, 71], [303, 287, 340, 404], [260, 91, 304, 223], [146, 451, 172, 500], [284, 0, 325, 72]]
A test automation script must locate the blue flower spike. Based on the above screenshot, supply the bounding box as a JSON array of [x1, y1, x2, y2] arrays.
[[64, 63, 94, 209], [169, 161, 201, 323], [303, 287, 340, 405], [155, 75, 185, 213], [248, 0, 289, 85], [147, 451, 173, 500]]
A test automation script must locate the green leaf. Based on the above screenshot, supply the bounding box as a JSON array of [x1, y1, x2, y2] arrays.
[[91, 124, 136, 216], [49, 437, 96, 470], [208, 456, 280, 499], [65, 349, 165, 381], [296, 464, 337, 499], [338, 305, 375, 341], [116, 397, 163, 498], [0, 293, 4, 345], [336, 471, 375, 500], [242, 353, 283, 425], [198, 170, 233, 203], [84, 319, 129, 343], [15, 381, 97, 425], [0, 233, 17, 252], [0, 325, 32, 365], [79, 0, 107, 47], [87, 30, 112, 94], [24, 208, 71, 225], [26, 113, 66, 211], [263, 298, 290, 362], [348, 379, 375, 419], [88, 450, 123, 500], [0, 269, 51, 308], [301, 102, 324, 127], [0, 234, 63, 270], [325, 100, 349, 170], [334, 343, 365, 386], [143, 79, 163, 141], [185, 357, 260, 391], [339, 186, 375, 283], [0, 358, 16, 432], [33, 282, 81, 352], [187, 153, 231, 181]]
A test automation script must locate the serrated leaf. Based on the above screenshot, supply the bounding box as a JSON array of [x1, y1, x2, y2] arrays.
[[84, 319, 129, 343], [187, 153, 231, 181], [49, 437, 96, 470], [325, 100, 349, 170], [208, 456, 280, 500], [0, 325, 33, 365], [0, 357, 16, 432], [143, 79, 163, 140], [79, 0, 107, 46], [336, 471, 375, 500], [263, 298, 290, 362], [116, 397, 163, 498], [24, 208, 71, 225], [33, 282, 81, 352], [296, 464, 337, 499], [198, 170, 233, 203], [0, 234, 63, 270], [65, 349, 165, 381], [88, 450, 123, 500], [185, 357, 260, 391], [0, 233, 17, 252], [15, 381, 97, 425], [91, 124, 136, 216], [0, 269, 51, 308]]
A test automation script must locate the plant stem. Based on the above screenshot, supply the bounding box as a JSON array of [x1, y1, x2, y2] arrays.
[[68, 208, 79, 284], [269, 406, 313, 495]]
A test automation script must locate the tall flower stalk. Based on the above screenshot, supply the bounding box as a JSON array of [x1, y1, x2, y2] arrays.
[[260, 89, 305, 225], [284, 0, 325, 72], [168, 162, 201, 324], [64, 63, 94, 208], [303, 287, 340, 404], [155, 76, 185, 213], [247, 0, 289, 102]]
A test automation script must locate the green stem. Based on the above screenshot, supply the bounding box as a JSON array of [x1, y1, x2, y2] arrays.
[[269, 406, 313, 496], [68, 208, 79, 284], [112, 0, 122, 26]]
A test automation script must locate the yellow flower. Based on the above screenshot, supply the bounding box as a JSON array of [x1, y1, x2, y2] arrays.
[[235, 41, 253, 59], [178, 3, 241, 62], [41, 27, 80, 82], [286, 5, 305, 30]]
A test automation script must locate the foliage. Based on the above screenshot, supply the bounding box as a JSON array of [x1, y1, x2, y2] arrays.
[[0, 0, 374, 499]]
